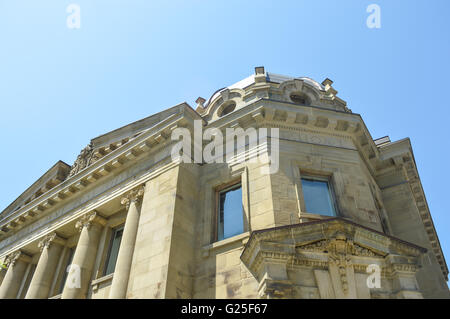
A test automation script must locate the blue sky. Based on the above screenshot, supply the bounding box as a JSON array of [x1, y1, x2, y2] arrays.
[[0, 1, 449, 281]]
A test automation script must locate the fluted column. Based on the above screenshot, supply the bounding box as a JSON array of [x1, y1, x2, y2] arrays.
[[109, 185, 145, 299], [61, 211, 106, 299], [0, 251, 31, 299], [25, 233, 66, 299]]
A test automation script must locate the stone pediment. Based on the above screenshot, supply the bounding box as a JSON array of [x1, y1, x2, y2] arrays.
[[68, 103, 195, 178], [241, 218, 426, 298], [0, 161, 70, 221], [0, 102, 201, 238]]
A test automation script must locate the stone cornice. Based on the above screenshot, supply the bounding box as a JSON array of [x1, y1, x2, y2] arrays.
[[241, 217, 426, 270], [0, 106, 198, 237], [0, 153, 179, 259], [207, 98, 381, 178], [375, 138, 448, 280]]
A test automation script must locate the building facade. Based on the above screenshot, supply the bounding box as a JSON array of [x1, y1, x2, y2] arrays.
[[0, 67, 448, 299]]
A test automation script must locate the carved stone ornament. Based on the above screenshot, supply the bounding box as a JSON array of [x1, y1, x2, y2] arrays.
[[327, 233, 353, 294], [4, 251, 22, 267], [4, 250, 30, 267], [75, 211, 106, 232], [297, 233, 382, 294], [68, 143, 102, 177], [37, 232, 65, 252], [297, 237, 383, 258], [241, 218, 426, 299], [121, 185, 145, 209]]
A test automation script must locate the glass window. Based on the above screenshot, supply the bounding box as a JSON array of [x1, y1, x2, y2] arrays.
[[217, 184, 243, 241], [104, 225, 124, 275], [301, 177, 336, 216], [58, 248, 74, 294]]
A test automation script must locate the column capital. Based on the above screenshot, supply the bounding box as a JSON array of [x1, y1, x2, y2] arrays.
[[120, 185, 145, 209], [75, 211, 107, 232], [37, 232, 66, 252], [4, 250, 31, 267]]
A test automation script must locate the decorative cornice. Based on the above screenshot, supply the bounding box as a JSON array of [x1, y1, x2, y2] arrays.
[[0, 155, 180, 261], [0, 108, 192, 237], [402, 154, 448, 279], [120, 185, 145, 210], [75, 211, 107, 232]]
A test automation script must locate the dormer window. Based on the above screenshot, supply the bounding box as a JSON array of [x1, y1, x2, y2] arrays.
[[219, 101, 236, 117], [290, 93, 310, 105]]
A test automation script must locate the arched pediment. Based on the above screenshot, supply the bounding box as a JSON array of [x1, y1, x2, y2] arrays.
[[278, 78, 322, 106], [203, 87, 246, 121]]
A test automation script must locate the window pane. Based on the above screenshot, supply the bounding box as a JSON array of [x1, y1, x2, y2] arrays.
[[301, 178, 336, 216], [218, 185, 243, 241], [105, 227, 124, 275], [58, 248, 74, 294]]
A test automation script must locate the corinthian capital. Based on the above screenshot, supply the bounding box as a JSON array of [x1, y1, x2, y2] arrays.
[[120, 185, 145, 209], [75, 211, 107, 232], [4, 250, 31, 267], [37, 232, 66, 252]]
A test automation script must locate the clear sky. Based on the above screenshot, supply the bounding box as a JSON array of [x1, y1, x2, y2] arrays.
[[1, 1, 449, 282]]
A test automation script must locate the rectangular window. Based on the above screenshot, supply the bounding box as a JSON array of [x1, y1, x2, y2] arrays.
[[57, 248, 74, 295], [217, 184, 244, 241], [104, 225, 124, 276], [301, 177, 337, 217]]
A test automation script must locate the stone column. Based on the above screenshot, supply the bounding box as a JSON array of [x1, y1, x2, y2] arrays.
[[61, 211, 106, 299], [0, 251, 31, 299], [109, 185, 144, 299], [25, 233, 66, 299], [0, 268, 6, 286]]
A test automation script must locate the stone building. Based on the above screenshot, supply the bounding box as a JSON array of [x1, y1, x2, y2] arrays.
[[0, 67, 448, 299]]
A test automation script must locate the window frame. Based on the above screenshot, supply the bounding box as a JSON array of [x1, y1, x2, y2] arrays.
[[103, 224, 125, 276], [300, 174, 339, 217], [213, 180, 244, 242], [56, 247, 75, 295]]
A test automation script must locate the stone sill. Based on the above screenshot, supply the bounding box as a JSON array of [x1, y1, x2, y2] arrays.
[[299, 212, 335, 222], [91, 273, 114, 291], [202, 231, 250, 257]]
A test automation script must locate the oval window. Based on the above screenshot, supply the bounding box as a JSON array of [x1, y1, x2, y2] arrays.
[[219, 101, 236, 117], [290, 93, 310, 105]]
